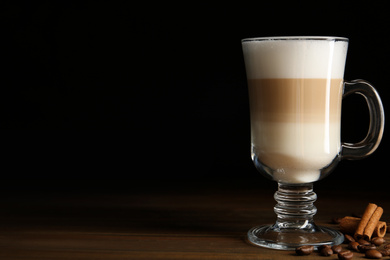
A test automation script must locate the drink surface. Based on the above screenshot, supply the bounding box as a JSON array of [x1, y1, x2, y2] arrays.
[[242, 39, 348, 183], [242, 39, 348, 79]]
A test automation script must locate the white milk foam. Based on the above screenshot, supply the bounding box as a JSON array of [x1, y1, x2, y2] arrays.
[[242, 39, 348, 79], [243, 38, 348, 183]]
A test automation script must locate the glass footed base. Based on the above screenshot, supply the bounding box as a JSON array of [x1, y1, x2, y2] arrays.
[[247, 224, 344, 250]]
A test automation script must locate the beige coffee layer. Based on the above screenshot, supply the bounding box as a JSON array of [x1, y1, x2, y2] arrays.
[[248, 78, 343, 123]]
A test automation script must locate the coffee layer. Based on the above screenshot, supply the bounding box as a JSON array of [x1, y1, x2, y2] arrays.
[[248, 78, 343, 123]]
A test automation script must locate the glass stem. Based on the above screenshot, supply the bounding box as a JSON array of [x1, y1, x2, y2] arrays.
[[273, 183, 317, 231]]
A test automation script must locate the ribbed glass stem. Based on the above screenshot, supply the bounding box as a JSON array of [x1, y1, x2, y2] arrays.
[[273, 183, 317, 231]]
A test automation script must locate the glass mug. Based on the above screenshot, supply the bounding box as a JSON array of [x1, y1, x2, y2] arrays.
[[242, 36, 384, 250]]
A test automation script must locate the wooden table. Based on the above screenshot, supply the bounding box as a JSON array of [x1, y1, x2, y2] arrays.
[[0, 179, 389, 259]]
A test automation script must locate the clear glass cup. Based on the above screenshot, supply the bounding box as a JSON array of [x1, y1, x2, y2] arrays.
[[242, 36, 385, 250]]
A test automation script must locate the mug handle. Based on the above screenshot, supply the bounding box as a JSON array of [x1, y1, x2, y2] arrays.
[[341, 79, 385, 160]]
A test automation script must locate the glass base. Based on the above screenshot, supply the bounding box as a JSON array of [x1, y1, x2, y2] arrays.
[[247, 224, 344, 250], [247, 183, 344, 250]]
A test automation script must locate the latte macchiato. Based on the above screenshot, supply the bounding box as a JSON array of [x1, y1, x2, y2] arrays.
[[242, 39, 348, 183]]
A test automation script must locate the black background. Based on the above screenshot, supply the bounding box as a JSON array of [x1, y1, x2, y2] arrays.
[[1, 1, 388, 189]]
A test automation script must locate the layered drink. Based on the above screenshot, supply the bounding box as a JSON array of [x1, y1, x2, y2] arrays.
[[242, 38, 348, 183]]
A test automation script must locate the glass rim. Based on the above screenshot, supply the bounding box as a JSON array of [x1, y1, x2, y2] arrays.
[[241, 36, 349, 42]]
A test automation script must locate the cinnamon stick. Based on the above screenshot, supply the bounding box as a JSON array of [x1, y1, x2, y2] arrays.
[[339, 216, 361, 234], [354, 203, 378, 240], [374, 221, 387, 238], [364, 206, 384, 240], [339, 215, 387, 238]]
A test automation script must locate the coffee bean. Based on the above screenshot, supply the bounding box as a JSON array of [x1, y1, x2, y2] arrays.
[[358, 244, 376, 253], [320, 247, 333, 256], [318, 245, 331, 251], [338, 250, 353, 260], [357, 238, 371, 245], [365, 249, 382, 259], [332, 245, 342, 253], [344, 234, 355, 244], [347, 241, 359, 251], [383, 243, 390, 249], [295, 245, 314, 256], [378, 249, 390, 256], [372, 237, 385, 246]]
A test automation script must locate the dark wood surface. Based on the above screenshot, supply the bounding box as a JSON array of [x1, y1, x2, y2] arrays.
[[0, 180, 389, 259]]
